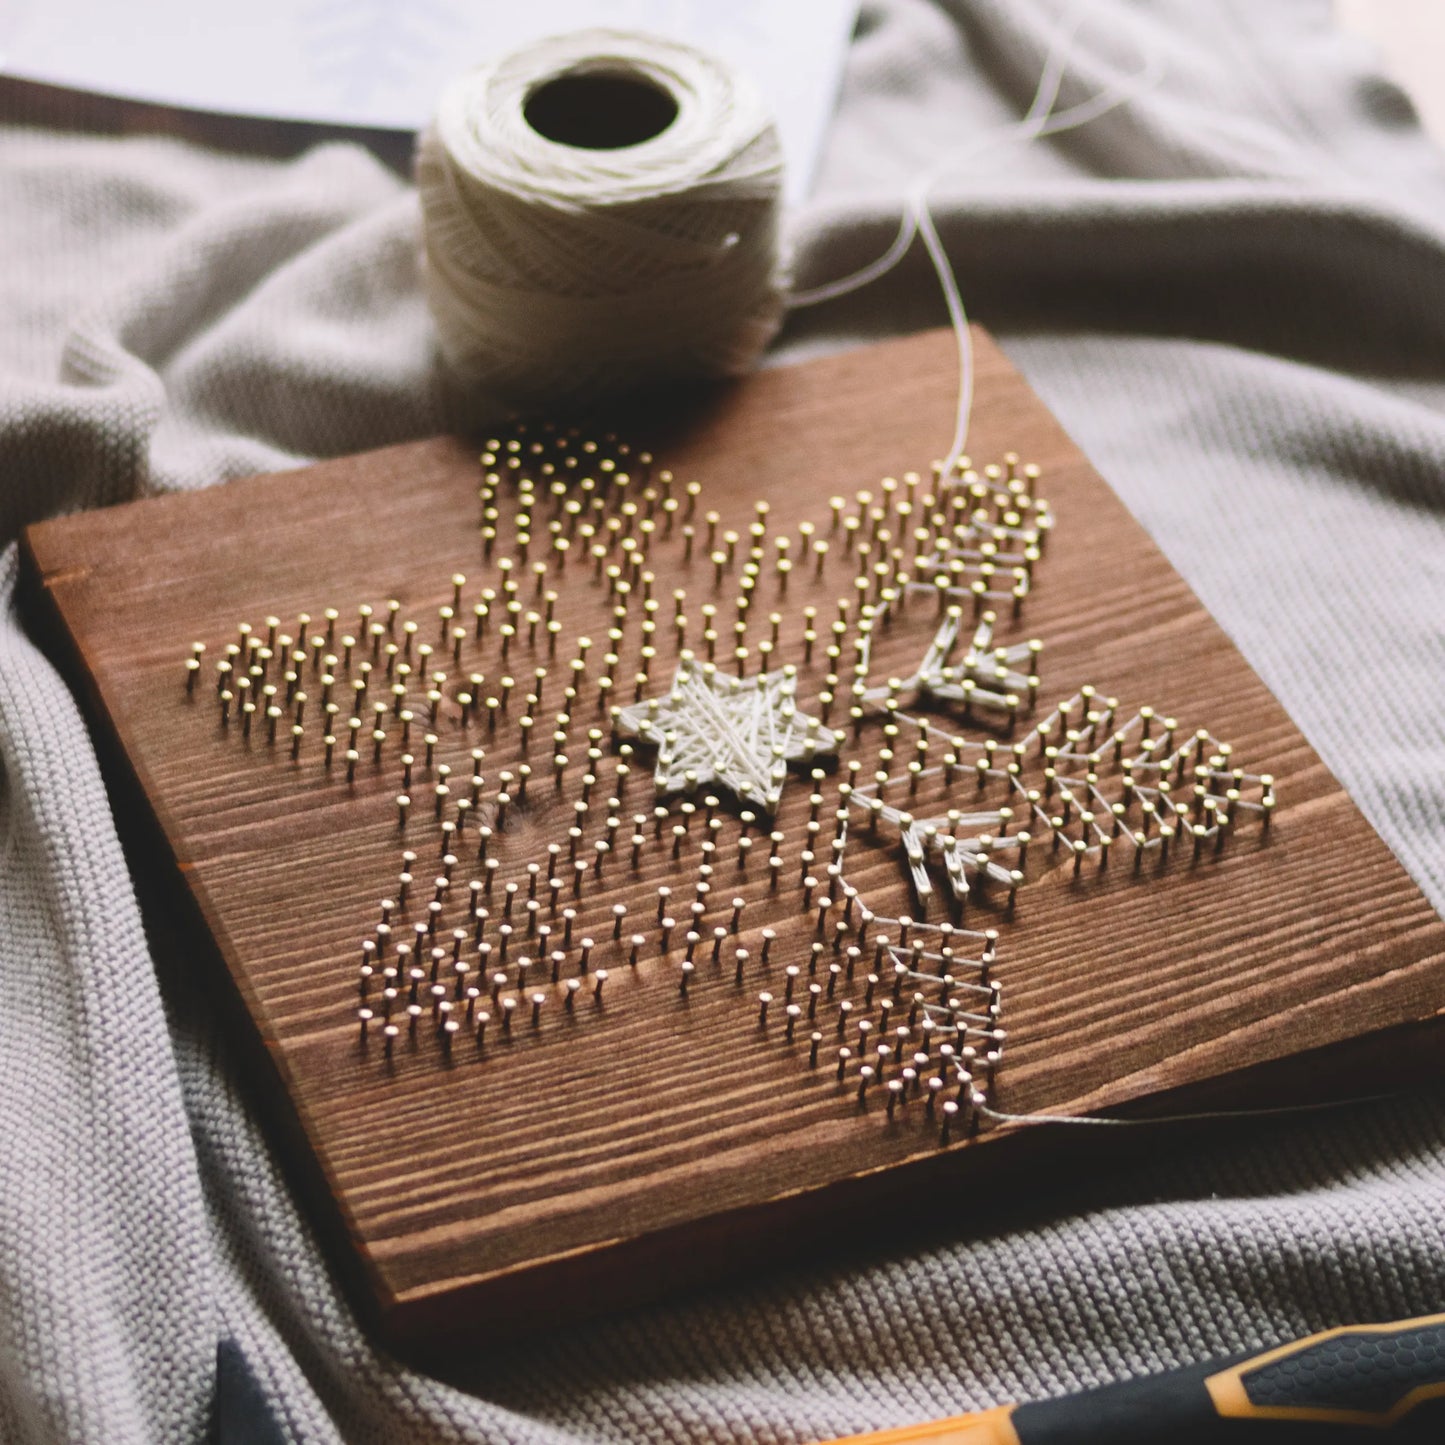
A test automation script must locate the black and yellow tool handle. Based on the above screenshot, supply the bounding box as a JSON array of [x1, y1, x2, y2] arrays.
[[825, 1312, 1445, 1443]]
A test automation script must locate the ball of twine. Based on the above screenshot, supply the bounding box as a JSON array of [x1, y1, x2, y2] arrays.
[[416, 29, 787, 409]]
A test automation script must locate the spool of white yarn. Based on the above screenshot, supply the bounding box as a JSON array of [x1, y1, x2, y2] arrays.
[[416, 29, 787, 408]]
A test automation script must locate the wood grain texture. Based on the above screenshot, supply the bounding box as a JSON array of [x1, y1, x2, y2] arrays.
[[20, 327, 1445, 1358]]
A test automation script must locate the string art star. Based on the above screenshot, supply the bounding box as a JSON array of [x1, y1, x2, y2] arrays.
[[616, 660, 841, 815]]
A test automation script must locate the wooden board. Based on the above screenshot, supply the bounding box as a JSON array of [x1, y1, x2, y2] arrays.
[[20, 327, 1445, 1360]]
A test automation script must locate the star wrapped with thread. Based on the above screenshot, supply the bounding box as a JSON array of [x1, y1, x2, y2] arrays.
[[615, 657, 841, 815]]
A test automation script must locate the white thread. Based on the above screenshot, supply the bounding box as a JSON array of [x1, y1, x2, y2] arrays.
[[789, 1, 1165, 473], [616, 658, 840, 814], [416, 29, 787, 408], [978, 1094, 1395, 1130]]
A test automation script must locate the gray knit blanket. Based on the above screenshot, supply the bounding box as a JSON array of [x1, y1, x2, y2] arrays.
[[2, 1, 1443, 1440]]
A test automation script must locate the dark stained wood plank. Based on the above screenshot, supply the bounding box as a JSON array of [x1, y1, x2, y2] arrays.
[[20, 326, 1445, 1359]]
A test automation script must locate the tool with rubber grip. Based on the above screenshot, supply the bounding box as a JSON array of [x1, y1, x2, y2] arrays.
[[825, 1312, 1445, 1443]]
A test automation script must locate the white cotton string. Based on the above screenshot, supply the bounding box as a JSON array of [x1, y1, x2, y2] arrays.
[[416, 29, 787, 409], [790, 0, 1165, 474], [978, 1092, 1397, 1130]]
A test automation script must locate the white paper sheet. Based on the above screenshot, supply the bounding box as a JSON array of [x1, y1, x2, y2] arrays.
[[0, 0, 856, 201]]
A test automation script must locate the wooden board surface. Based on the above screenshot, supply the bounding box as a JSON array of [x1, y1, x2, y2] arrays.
[[21, 327, 1445, 1357]]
